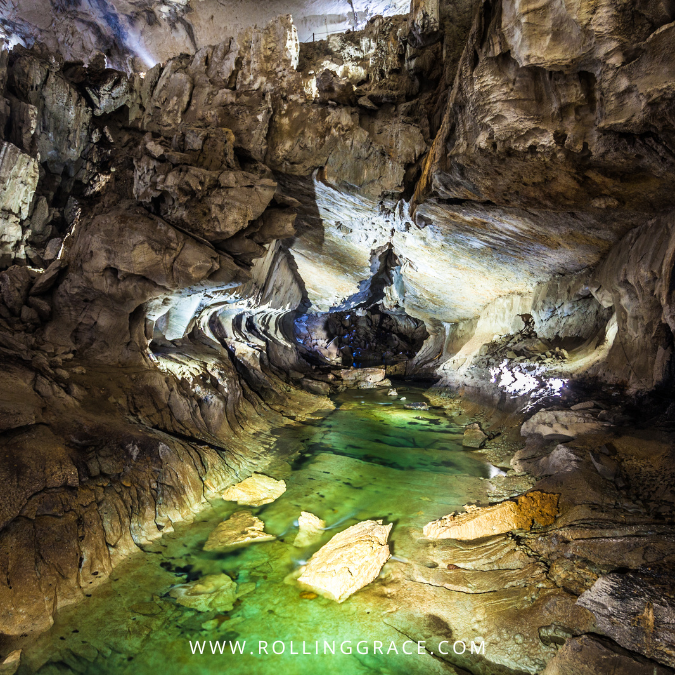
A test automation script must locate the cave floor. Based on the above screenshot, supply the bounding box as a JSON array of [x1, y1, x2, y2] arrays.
[[16, 386, 498, 675]]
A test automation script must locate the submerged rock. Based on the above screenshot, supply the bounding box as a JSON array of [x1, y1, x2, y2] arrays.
[[170, 573, 240, 612], [404, 401, 429, 410], [293, 511, 325, 548], [0, 650, 21, 675], [463, 422, 488, 449], [221, 473, 286, 506], [203, 511, 275, 551], [423, 491, 559, 540], [387, 388, 398, 396], [297, 520, 392, 602]]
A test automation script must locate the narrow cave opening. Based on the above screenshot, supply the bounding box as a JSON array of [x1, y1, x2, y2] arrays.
[[295, 303, 429, 368]]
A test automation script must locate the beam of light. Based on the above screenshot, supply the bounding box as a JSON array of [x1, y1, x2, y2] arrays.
[[320, 509, 360, 531]]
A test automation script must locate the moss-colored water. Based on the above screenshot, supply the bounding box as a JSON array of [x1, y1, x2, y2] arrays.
[[19, 386, 492, 675]]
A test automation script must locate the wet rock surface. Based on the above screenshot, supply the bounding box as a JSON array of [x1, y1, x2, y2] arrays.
[[297, 519, 392, 602], [221, 474, 287, 507], [203, 511, 276, 551]]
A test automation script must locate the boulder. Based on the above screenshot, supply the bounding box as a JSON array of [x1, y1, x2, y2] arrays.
[[388, 388, 398, 396], [169, 573, 238, 612], [297, 520, 392, 602], [521, 410, 609, 440], [542, 634, 672, 675], [423, 492, 559, 540], [463, 422, 488, 449], [203, 511, 275, 551], [221, 473, 286, 506], [293, 512, 325, 548]]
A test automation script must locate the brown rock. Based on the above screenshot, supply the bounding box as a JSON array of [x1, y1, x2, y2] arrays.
[[542, 634, 673, 675], [169, 574, 238, 612], [423, 491, 559, 540]]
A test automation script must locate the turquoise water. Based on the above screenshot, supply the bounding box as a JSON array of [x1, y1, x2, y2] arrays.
[[19, 386, 491, 675]]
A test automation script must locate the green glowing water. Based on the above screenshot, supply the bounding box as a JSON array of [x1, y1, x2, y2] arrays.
[[21, 386, 492, 675]]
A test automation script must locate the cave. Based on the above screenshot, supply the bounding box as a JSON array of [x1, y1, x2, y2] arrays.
[[1, 0, 675, 673]]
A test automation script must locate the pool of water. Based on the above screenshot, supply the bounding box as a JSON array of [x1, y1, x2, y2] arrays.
[[19, 385, 492, 675]]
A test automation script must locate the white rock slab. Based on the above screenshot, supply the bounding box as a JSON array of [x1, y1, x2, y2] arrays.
[[297, 519, 392, 602]]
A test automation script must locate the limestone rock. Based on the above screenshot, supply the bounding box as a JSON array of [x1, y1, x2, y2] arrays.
[[221, 473, 286, 506], [203, 511, 275, 551], [463, 422, 488, 448], [542, 634, 673, 675], [340, 367, 386, 385], [169, 573, 238, 612], [0, 266, 33, 315], [578, 568, 675, 667], [521, 410, 609, 440], [293, 512, 325, 548], [0, 142, 39, 267], [297, 520, 392, 602], [423, 491, 559, 540]]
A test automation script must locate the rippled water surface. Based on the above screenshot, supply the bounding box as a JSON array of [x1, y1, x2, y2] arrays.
[[21, 385, 492, 675]]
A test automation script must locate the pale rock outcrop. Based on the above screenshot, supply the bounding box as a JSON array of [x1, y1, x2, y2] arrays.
[[203, 511, 276, 551], [0, 142, 39, 266], [521, 411, 610, 440], [423, 492, 559, 540], [221, 473, 286, 506], [293, 511, 325, 548], [340, 367, 386, 385], [297, 520, 392, 602]]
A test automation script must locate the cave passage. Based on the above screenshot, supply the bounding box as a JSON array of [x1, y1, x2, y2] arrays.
[[16, 386, 492, 674]]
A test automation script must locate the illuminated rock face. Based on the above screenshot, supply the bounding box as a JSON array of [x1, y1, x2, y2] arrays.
[[423, 492, 559, 540], [293, 511, 326, 547], [297, 520, 392, 602], [203, 511, 276, 551], [221, 474, 287, 506]]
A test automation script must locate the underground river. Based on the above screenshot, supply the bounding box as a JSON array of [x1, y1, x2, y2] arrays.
[[14, 385, 495, 675]]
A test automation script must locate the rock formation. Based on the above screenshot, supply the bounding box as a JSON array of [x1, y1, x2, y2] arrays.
[[203, 511, 276, 551], [293, 511, 325, 547], [423, 492, 560, 540], [169, 573, 243, 612], [297, 519, 392, 601], [0, 0, 674, 671], [221, 473, 287, 506]]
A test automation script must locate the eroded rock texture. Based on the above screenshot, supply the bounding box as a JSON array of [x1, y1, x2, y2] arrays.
[[0, 0, 675, 670]]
